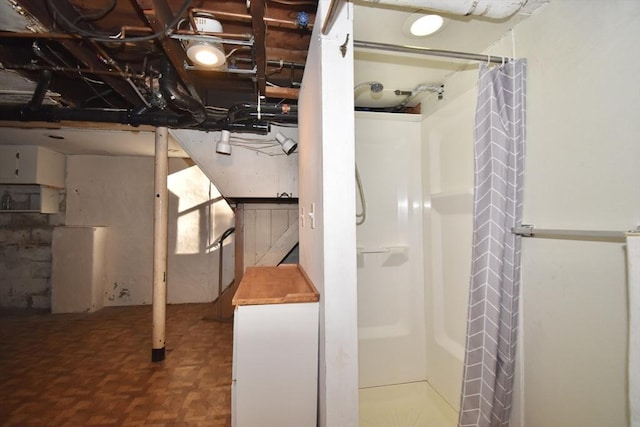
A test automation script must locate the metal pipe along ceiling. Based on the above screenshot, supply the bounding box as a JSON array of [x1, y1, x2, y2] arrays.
[[358, 0, 528, 19]]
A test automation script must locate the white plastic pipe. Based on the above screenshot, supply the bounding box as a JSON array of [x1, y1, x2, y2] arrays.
[[152, 127, 169, 362], [359, 0, 527, 19]]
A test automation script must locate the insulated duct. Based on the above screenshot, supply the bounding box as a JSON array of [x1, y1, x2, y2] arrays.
[[359, 0, 530, 19]]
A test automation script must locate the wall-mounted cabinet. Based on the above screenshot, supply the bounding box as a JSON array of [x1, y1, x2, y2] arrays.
[[0, 145, 65, 188], [0, 145, 65, 214], [0, 184, 60, 213]]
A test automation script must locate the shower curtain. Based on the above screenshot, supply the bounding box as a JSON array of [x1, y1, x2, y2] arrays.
[[458, 59, 527, 427]]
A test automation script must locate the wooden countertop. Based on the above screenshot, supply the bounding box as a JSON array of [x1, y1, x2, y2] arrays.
[[232, 264, 319, 306]]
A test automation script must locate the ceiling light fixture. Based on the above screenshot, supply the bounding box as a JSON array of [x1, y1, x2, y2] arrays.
[[403, 13, 445, 38], [216, 130, 231, 155], [275, 133, 297, 155], [185, 16, 226, 68]]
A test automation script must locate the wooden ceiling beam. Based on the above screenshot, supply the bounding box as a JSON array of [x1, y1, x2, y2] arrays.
[[249, 0, 267, 96], [16, 0, 142, 107], [265, 86, 299, 100]]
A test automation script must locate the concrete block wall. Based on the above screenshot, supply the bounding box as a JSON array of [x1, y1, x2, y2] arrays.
[[0, 213, 55, 309]]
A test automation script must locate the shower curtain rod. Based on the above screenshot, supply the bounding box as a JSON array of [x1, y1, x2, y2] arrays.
[[354, 40, 513, 64], [511, 225, 637, 240]]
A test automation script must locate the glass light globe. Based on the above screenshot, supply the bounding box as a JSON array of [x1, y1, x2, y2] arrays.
[[410, 15, 444, 37]]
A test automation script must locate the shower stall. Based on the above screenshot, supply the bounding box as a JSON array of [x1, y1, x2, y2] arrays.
[[355, 112, 426, 389], [355, 106, 473, 426]]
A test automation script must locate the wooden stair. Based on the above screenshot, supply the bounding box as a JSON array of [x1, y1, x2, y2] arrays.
[[206, 279, 238, 322]]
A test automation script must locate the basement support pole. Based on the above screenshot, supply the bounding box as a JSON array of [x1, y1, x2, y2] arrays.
[[152, 127, 169, 362]]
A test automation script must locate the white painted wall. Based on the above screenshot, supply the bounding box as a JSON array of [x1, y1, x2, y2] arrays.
[[421, 1, 640, 425], [171, 128, 298, 199], [298, 0, 359, 425], [65, 155, 234, 306]]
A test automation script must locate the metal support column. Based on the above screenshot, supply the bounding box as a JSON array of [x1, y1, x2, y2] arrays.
[[152, 127, 169, 362]]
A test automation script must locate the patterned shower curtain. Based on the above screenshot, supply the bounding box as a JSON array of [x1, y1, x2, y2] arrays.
[[458, 59, 527, 427]]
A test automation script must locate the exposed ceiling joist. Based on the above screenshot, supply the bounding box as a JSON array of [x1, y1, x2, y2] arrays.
[[249, 0, 267, 95], [0, 0, 317, 130], [16, 0, 142, 106], [136, 0, 201, 101]]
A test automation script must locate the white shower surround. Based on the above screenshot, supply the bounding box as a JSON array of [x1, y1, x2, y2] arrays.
[[355, 112, 427, 389]]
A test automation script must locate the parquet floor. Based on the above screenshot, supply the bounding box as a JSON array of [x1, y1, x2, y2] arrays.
[[0, 304, 233, 426]]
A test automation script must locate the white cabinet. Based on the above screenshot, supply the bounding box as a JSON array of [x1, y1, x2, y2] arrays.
[[0, 145, 65, 188], [51, 226, 108, 313], [231, 265, 319, 427], [0, 145, 65, 214], [0, 184, 60, 213]]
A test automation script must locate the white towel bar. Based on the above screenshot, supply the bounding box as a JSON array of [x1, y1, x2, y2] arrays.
[[512, 225, 638, 240]]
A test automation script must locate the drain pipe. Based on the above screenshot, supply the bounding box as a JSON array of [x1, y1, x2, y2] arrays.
[[0, 106, 271, 133], [159, 61, 207, 124], [152, 127, 169, 363], [25, 70, 52, 112]]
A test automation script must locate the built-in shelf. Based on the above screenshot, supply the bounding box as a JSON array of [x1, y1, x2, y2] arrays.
[[429, 190, 473, 214], [0, 185, 60, 214]]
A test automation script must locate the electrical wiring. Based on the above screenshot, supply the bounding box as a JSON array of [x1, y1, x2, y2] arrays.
[[45, 0, 193, 43], [77, 68, 107, 85], [204, 106, 229, 120], [80, 88, 115, 107], [224, 134, 292, 156], [35, 41, 117, 107], [232, 143, 288, 156], [269, 121, 297, 128], [205, 105, 229, 112], [234, 142, 279, 147], [231, 135, 277, 144]]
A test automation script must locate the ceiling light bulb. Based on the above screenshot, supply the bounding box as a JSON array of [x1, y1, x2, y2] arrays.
[[186, 43, 226, 67], [194, 49, 220, 66], [409, 14, 444, 37]]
